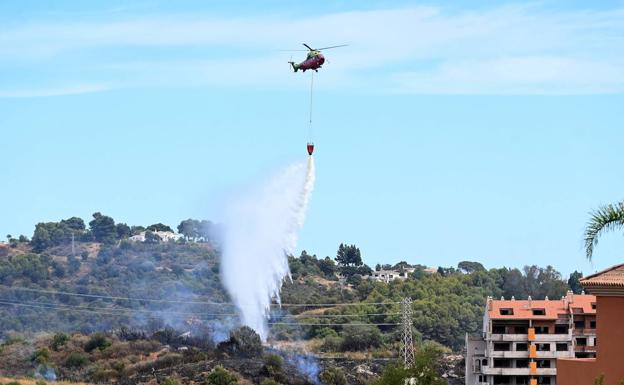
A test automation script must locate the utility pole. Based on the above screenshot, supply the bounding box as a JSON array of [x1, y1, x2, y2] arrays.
[[71, 232, 75, 258], [400, 297, 415, 367]]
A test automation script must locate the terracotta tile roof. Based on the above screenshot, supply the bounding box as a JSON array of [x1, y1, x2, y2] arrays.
[[488, 294, 596, 320], [581, 263, 624, 288]]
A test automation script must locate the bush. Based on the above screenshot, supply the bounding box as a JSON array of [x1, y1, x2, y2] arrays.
[[340, 324, 382, 351], [263, 353, 283, 377], [51, 332, 69, 351], [64, 352, 90, 368], [31, 348, 51, 364], [36, 381, 47, 385], [206, 366, 237, 385], [224, 326, 262, 357], [161, 378, 180, 385], [260, 380, 281, 385], [84, 332, 111, 352], [319, 367, 347, 385], [321, 336, 343, 352]]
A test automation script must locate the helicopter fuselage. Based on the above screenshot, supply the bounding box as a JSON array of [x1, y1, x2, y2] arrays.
[[292, 52, 325, 72]]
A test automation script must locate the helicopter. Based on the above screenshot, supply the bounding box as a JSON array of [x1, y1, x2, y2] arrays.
[[288, 43, 347, 72]]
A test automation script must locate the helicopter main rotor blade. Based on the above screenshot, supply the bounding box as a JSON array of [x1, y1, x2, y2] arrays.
[[302, 43, 314, 51], [317, 44, 349, 50]]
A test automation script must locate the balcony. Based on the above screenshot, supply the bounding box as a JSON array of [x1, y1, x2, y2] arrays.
[[481, 367, 557, 376], [489, 350, 530, 358], [575, 345, 597, 352], [573, 328, 596, 336], [488, 333, 530, 342], [533, 333, 571, 342]]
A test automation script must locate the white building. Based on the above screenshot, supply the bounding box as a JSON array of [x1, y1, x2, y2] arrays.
[[129, 231, 183, 243]]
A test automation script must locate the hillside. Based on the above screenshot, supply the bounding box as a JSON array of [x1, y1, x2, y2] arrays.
[[0, 213, 582, 384]]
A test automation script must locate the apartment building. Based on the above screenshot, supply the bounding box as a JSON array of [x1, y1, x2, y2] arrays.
[[466, 291, 596, 385]]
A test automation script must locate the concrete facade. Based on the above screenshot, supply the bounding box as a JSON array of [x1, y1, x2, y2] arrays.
[[466, 292, 596, 385], [557, 264, 624, 385]]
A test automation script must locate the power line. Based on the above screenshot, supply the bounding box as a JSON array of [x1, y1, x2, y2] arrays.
[[0, 285, 401, 307], [0, 298, 399, 319], [0, 301, 399, 326]]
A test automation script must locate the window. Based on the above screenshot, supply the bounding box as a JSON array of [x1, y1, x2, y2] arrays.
[[591, 303, 596, 310], [535, 326, 549, 334], [532, 308, 546, 316], [515, 326, 527, 333], [536, 343, 551, 351], [493, 375, 511, 384], [555, 325, 568, 334], [493, 359, 512, 368], [536, 360, 551, 368], [590, 320, 596, 329], [482, 359, 488, 366], [576, 337, 587, 346], [516, 343, 528, 351], [494, 343, 511, 351], [493, 325, 505, 334], [537, 377, 551, 385], [574, 320, 585, 329], [500, 308, 514, 315], [516, 359, 529, 368], [516, 377, 529, 385], [556, 343, 568, 351]]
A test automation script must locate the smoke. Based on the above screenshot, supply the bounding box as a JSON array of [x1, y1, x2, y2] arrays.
[[221, 157, 315, 340]]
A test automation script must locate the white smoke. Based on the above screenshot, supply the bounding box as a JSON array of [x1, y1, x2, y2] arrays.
[[221, 157, 315, 340]]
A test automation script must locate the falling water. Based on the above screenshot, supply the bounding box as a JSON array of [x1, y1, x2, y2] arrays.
[[221, 157, 315, 340]]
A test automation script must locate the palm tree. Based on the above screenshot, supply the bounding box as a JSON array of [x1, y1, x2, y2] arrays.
[[584, 202, 624, 260]]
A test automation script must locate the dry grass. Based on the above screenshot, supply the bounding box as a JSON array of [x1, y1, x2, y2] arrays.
[[0, 377, 93, 385]]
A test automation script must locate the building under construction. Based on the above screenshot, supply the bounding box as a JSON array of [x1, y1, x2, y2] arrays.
[[465, 291, 596, 385]]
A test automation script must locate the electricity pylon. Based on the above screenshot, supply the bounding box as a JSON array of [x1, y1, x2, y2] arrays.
[[400, 297, 415, 367]]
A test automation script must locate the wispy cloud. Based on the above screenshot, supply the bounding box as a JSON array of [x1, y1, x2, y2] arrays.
[[1, 4, 623, 95], [0, 84, 110, 98]]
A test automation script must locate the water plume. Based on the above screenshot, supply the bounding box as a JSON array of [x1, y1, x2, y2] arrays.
[[221, 157, 315, 340]]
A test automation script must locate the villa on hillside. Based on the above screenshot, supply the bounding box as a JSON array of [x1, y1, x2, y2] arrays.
[[368, 266, 437, 283], [129, 230, 183, 243]]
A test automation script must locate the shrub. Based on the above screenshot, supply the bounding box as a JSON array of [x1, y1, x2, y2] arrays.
[[36, 381, 47, 385], [161, 377, 180, 385], [224, 326, 262, 357], [51, 332, 69, 351], [260, 380, 280, 385], [206, 366, 237, 385], [84, 332, 111, 352], [319, 367, 347, 385], [64, 352, 90, 368], [340, 324, 382, 351], [31, 348, 51, 364], [263, 353, 283, 377], [321, 336, 343, 352], [7, 382, 22, 385]]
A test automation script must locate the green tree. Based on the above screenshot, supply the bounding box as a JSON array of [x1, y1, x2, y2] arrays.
[[89, 212, 117, 243], [146, 223, 174, 232], [585, 202, 624, 260], [144, 230, 161, 244], [335, 243, 362, 267], [60, 217, 85, 232], [318, 257, 337, 277], [340, 323, 382, 351], [115, 223, 132, 239], [568, 271, 584, 294], [84, 332, 111, 352], [457, 261, 485, 274], [51, 333, 69, 351]]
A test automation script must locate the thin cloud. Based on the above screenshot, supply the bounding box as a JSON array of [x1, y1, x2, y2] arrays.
[[1, 4, 623, 95], [0, 84, 110, 98]]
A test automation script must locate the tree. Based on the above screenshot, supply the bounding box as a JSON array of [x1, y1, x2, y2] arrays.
[[457, 261, 485, 274], [116, 223, 132, 239], [585, 202, 624, 260], [89, 212, 117, 243], [340, 323, 382, 351], [146, 223, 174, 233], [318, 257, 337, 277], [568, 271, 584, 294], [335, 243, 362, 267], [60, 217, 85, 232]]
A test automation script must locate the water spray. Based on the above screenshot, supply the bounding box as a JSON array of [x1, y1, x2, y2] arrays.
[[221, 156, 315, 340]]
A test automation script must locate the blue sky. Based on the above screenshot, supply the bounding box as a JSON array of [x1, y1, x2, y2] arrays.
[[1, 1, 623, 277]]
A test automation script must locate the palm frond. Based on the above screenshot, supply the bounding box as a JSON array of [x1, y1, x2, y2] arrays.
[[584, 202, 624, 260]]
